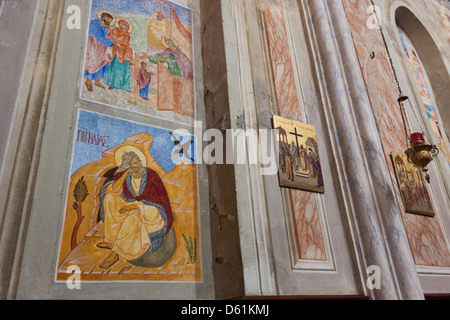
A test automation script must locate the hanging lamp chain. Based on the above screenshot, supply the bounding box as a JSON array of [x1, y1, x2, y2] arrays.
[[369, 0, 411, 144], [369, 0, 402, 95], [370, 1, 440, 184]]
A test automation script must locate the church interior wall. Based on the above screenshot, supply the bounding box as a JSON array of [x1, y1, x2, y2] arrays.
[[2, 0, 223, 300], [342, 0, 450, 292], [0, 0, 38, 171], [0, 0, 449, 300]]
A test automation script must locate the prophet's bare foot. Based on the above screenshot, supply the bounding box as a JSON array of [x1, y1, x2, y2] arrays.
[[96, 242, 113, 250]]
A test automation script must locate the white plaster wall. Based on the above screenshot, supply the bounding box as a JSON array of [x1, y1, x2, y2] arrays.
[[13, 0, 215, 300]]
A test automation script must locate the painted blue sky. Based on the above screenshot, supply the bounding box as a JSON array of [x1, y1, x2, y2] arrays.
[[71, 110, 195, 176], [90, 0, 192, 25]]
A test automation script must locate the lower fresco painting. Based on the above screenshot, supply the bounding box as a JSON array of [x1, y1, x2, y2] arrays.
[[56, 109, 201, 282]]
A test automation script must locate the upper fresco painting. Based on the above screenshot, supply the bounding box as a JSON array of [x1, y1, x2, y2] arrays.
[[81, 0, 195, 125]]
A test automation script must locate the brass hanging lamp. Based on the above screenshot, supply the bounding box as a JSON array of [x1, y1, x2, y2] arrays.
[[370, 1, 439, 183], [397, 93, 439, 182], [404, 132, 439, 183]]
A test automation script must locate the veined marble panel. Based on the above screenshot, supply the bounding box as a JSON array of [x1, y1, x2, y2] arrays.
[[432, 0, 450, 43], [261, 0, 328, 262], [341, 0, 450, 268]]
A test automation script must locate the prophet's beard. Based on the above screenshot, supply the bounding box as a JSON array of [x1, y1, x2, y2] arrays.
[[131, 167, 146, 179]]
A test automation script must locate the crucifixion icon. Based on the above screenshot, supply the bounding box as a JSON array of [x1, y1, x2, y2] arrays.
[[290, 127, 303, 148]]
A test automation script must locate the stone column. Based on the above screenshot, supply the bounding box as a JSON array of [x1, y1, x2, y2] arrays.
[[302, 0, 424, 300], [0, 0, 66, 299]]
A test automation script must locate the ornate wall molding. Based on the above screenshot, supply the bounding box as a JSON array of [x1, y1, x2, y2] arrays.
[[384, 1, 450, 287], [0, 0, 66, 299], [301, 0, 424, 299]]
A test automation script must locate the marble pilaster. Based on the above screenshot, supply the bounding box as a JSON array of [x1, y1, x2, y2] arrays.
[[302, 0, 424, 299]]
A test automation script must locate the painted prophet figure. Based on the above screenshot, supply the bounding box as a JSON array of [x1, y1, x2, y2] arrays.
[[96, 150, 174, 269]]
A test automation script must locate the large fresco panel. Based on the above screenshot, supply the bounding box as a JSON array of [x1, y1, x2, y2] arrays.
[[56, 110, 201, 282], [81, 0, 195, 125]]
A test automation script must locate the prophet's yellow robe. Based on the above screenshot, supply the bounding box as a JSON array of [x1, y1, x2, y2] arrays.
[[102, 182, 166, 260]]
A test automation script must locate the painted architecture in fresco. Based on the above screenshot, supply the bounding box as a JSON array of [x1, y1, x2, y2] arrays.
[[82, 0, 194, 124], [4, 0, 450, 301], [56, 110, 200, 282]]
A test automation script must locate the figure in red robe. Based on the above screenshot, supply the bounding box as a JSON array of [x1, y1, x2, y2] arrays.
[[96, 151, 174, 268]]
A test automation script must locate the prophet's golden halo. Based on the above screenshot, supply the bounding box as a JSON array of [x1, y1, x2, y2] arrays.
[[114, 146, 147, 167]]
